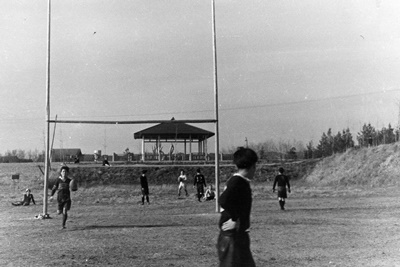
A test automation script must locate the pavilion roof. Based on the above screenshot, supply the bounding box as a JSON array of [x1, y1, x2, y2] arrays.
[[133, 122, 214, 141]]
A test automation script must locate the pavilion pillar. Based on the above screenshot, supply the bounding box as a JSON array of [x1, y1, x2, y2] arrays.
[[184, 139, 186, 160], [142, 137, 145, 161], [189, 135, 192, 161], [158, 135, 161, 162], [198, 141, 201, 154], [202, 136, 206, 155], [204, 138, 208, 158]]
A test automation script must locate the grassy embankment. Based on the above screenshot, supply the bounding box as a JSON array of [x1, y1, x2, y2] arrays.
[[3, 142, 400, 205], [306, 143, 400, 187]]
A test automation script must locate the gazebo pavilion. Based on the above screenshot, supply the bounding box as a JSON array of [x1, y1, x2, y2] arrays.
[[133, 122, 215, 161]]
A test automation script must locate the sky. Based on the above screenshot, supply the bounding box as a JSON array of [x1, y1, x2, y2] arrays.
[[1, 0, 400, 155]]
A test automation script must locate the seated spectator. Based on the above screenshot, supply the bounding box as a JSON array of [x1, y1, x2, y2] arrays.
[[102, 157, 111, 166], [12, 189, 36, 206], [204, 185, 215, 201]]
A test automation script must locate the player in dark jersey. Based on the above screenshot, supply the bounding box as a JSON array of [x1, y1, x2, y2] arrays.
[[50, 165, 72, 229], [12, 188, 36, 206], [193, 168, 207, 202], [272, 167, 291, 210], [140, 170, 150, 205], [217, 147, 258, 267]]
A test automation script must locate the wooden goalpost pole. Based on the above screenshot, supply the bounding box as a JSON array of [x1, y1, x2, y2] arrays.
[[211, 0, 220, 213], [43, 0, 51, 217], [49, 114, 58, 167]]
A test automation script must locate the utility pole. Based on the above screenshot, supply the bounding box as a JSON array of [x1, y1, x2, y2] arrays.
[[59, 127, 63, 161], [103, 128, 107, 155], [397, 100, 400, 141]]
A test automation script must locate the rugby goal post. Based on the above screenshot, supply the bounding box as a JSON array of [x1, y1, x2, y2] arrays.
[[42, 0, 221, 217]]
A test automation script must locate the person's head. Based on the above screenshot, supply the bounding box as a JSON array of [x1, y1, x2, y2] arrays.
[[208, 185, 213, 190], [278, 167, 285, 174], [60, 165, 70, 178], [180, 169, 185, 175], [25, 188, 31, 195], [233, 147, 258, 178], [196, 168, 201, 174]]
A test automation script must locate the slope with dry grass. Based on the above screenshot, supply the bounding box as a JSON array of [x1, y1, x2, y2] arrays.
[[306, 143, 400, 187]]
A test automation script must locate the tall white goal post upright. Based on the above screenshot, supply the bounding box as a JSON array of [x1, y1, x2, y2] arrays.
[[42, 0, 222, 216], [211, 0, 220, 213], [43, 0, 51, 217]]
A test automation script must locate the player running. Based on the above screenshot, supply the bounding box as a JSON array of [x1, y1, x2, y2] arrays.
[[50, 165, 73, 229], [193, 168, 206, 202], [272, 167, 291, 210]]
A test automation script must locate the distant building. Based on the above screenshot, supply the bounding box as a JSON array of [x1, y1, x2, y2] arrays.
[[51, 148, 82, 163], [0, 155, 20, 163]]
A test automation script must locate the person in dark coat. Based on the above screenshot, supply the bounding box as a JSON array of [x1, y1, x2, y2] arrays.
[[272, 167, 291, 210], [216, 147, 258, 267]]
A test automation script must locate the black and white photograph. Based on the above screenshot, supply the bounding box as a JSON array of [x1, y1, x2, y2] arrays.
[[1, 1, 400, 266]]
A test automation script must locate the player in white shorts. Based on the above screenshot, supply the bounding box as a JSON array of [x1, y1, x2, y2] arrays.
[[178, 169, 189, 197]]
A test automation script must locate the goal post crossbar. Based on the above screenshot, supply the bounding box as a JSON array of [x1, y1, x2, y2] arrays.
[[47, 119, 217, 124]]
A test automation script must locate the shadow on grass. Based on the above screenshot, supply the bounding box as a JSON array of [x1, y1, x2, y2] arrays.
[[76, 223, 183, 230]]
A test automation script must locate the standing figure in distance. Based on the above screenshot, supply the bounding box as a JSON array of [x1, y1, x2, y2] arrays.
[[12, 188, 36, 206], [193, 168, 207, 202], [177, 169, 189, 197], [140, 170, 150, 205], [217, 147, 258, 267], [272, 167, 291, 210], [50, 165, 73, 229]]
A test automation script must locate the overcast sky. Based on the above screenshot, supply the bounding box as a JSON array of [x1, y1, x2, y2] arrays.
[[1, 0, 400, 155]]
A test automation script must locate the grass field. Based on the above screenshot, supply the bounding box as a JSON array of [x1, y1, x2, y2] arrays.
[[2, 183, 400, 266], [2, 163, 400, 266]]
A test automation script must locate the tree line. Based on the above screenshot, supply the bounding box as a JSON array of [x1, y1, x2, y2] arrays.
[[304, 123, 398, 159], [0, 149, 44, 162], [223, 139, 305, 161], [222, 123, 399, 161]]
